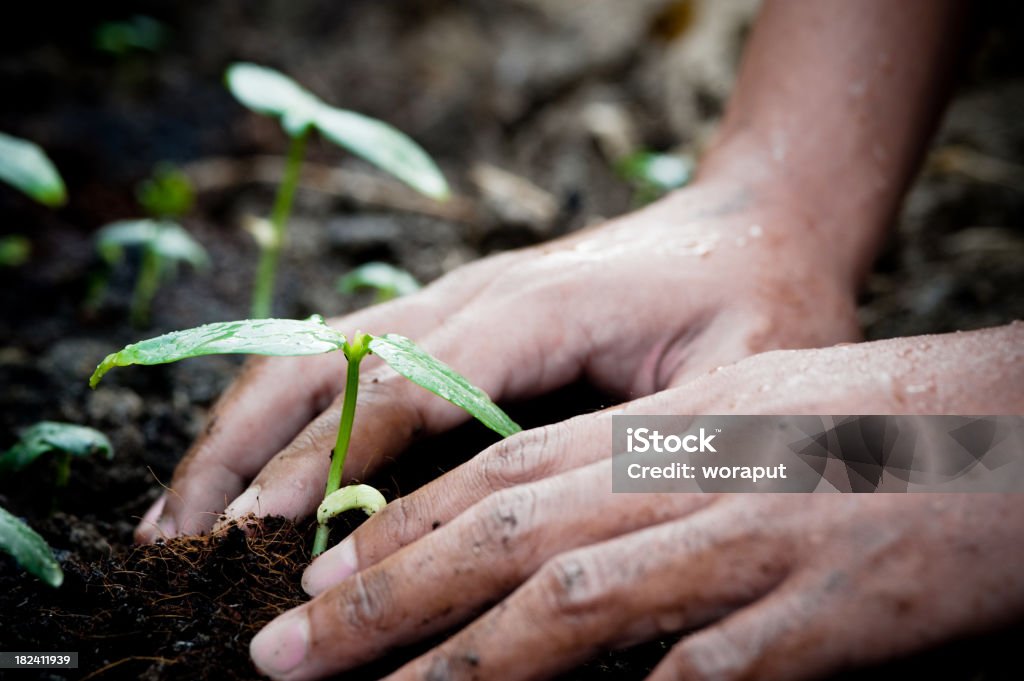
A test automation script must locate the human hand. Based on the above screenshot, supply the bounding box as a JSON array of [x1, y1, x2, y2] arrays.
[[136, 174, 862, 541], [249, 323, 1024, 680]]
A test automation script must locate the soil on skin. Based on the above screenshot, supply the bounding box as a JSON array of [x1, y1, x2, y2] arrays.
[[1, 1, 1023, 680]]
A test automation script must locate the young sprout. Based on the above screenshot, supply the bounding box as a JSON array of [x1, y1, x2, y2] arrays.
[[89, 315, 520, 556], [337, 262, 422, 303], [0, 131, 67, 207], [0, 421, 113, 488], [0, 235, 31, 267], [615, 150, 693, 205], [94, 15, 167, 56], [224, 63, 450, 318], [136, 164, 195, 219], [0, 505, 63, 588], [96, 219, 209, 327]]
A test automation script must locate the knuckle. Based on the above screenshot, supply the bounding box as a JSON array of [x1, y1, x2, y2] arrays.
[[479, 425, 562, 490], [471, 486, 539, 554], [533, 549, 611, 618], [326, 571, 395, 634], [665, 629, 750, 681], [377, 495, 420, 553]]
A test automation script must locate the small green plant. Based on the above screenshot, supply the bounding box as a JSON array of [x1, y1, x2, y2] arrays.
[[0, 131, 67, 207], [0, 421, 113, 488], [0, 505, 63, 588], [94, 15, 167, 56], [136, 164, 195, 218], [89, 315, 519, 556], [0, 422, 112, 588], [95, 219, 209, 327], [616, 150, 693, 205], [224, 63, 450, 318], [337, 262, 422, 303], [0, 235, 31, 267]]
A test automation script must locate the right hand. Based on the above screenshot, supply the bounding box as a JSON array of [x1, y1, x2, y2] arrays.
[[135, 174, 863, 542]]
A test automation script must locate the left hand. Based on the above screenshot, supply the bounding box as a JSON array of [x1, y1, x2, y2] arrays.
[[249, 323, 1024, 681]]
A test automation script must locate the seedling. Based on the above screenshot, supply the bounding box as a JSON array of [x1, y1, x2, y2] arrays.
[[0, 422, 111, 588], [95, 219, 209, 326], [224, 63, 450, 318], [89, 315, 519, 556], [0, 421, 113, 488], [0, 131, 66, 207], [94, 15, 167, 56], [0, 505, 63, 588], [616, 150, 693, 205], [92, 164, 206, 326], [337, 262, 422, 303], [0, 235, 31, 267]]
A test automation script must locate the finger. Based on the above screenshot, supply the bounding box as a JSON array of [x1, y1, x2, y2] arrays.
[[383, 500, 794, 681], [301, 416, 607, 591], [647, 581, 826, 681], [219, 281, 593, 527], [251, 462, 714, 680], [143, 255, 511, 542], [137, 351, 345, 541]]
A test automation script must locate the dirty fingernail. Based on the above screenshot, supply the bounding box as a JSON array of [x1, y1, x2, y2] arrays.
[[302, 538, 358, 596], [141, 495, 166, 525], [224, 486, 261, 520], [251, 611, 310, 678]]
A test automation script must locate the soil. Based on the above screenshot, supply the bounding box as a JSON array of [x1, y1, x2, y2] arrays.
[[1, 1, 1023, 680]]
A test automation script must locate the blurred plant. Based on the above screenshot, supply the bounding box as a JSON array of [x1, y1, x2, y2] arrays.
[[0, 505, 62, 588], [136, 164, 195, 219], [0, 421, 113, 588], [224, 63, 450, 318], [90, 315, 520, 557], [0, 421, 113, 489], [95, 219, 209, 327], [0, 235, 31, 267], [91, 165, 207, 326], [94, 15, 167, 57], [0, 131, 66, 207], [337, 262, 421, 303], [616, 150, 694, 205]]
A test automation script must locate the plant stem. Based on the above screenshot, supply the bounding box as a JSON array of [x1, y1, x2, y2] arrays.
[[131, 244, 161, 327], [251, 129, 310, 318], [312, 333, 370, 556]]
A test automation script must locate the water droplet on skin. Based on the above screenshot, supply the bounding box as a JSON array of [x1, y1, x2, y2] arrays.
[[848, 80, 867, 98], [905, 384, 932, 395], [749, 224, 763, 238]]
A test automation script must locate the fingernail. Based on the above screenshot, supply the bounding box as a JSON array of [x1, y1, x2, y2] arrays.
[[225, 486, 261, 520], [302, 538, 358, 596], [250, 611, 310, 678]]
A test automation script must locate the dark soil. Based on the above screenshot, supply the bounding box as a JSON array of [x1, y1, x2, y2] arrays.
[[1, 2, 1023, 680]]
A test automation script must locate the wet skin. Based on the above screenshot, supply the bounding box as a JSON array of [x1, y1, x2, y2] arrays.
[[128, 1, 1024, 679]]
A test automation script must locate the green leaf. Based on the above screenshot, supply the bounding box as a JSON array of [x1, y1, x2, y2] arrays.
[[368, 334, 521, 438], [0, 421, 113, 474], [314, 107, 450, 199], [616, 151, 693, 192], [0, 132, 67, 207], [0, 235, 30, 267], [0, 505, 63, 588], [225, 62, 449, 198], [337, 262, 421, 301], [96, 219, 208, 269], [317, 484, 387, 523], [137, 164, 195, 219], [225, 63, 321, 137], [89, 315, 347, 387]]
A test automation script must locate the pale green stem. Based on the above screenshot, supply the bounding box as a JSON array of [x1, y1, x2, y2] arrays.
[[312, 333, 370, 556], [131, 244, 161, 327], [251, 128, 310, 318]]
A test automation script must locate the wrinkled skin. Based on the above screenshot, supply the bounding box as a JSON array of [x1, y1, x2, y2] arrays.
[[132, 1, 1024, 679], [247, 325, 1024, 681], [136, 179, 861, 542]]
